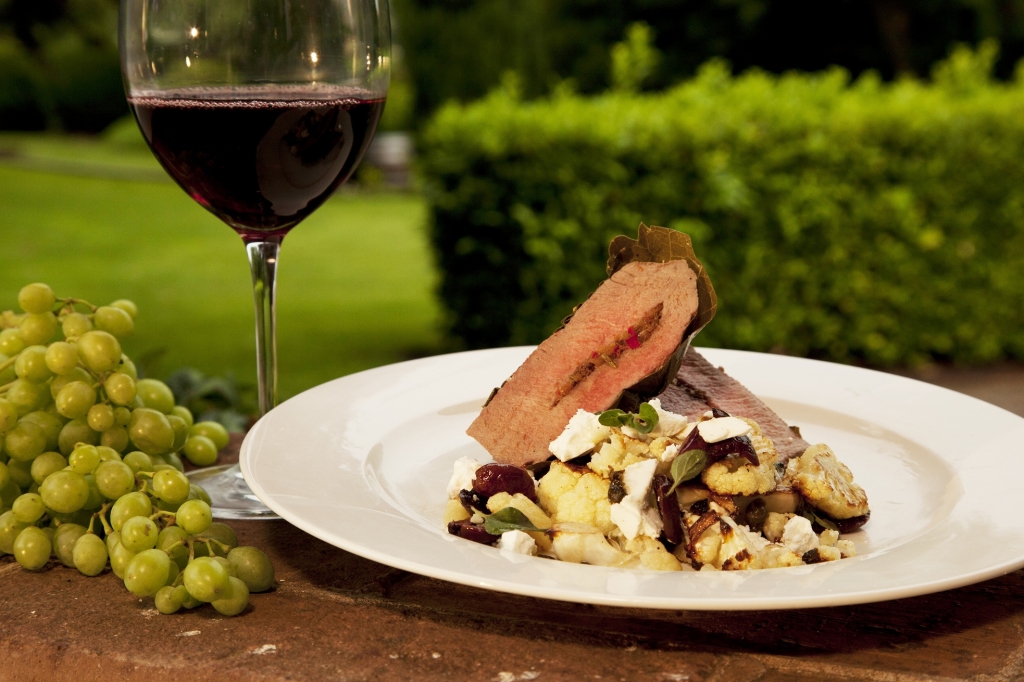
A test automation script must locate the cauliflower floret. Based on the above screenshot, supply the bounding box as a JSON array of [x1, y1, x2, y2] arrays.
[[816, 545, 842, 562], [443, 498, 470, 524], [717, 515, 769, 570], [537, 461, 615, 534], [487, 491, 553, 553], [758, 543, 804, 568], [787, 443, 869, 519], [588, 432, 650, 476], [762, 512, 794, 543], [836, 539, 857, 558], [550, 525, 632, 566], [701, 419, 778, 496], [623, 535, 682, 571], [819, 529, 839, 547]]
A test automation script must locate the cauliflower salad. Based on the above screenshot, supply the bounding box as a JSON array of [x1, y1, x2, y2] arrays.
[[445, 400, 869, 571]]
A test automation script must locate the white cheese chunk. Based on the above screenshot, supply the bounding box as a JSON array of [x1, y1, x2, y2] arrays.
[[657, 442, 681, 463], [549, 410, 612, 462], [648, 398, 689, 437], [446, 457, 482, 498], [609, 496, 663, 541], [498, 529, 537, 555], [697, 416, 752, 443], [781, 515, 819, 556], [622, 458, 658, 502]]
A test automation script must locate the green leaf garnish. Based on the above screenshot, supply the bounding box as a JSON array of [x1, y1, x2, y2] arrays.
[[597, 402, 660, 434], [598, 409, 631, 427], [484, 507, 541, 535], [800, 508, 839, 532], [667, 449, 707, 494]]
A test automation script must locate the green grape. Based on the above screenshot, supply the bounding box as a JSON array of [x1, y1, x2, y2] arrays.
[[167, 415, 189, 452], [171, 405, 194, 428], [50, 367, 92, 400], [211, 576, 249, 616], [12, 492, 45, 523], [18, 283, 56, 314], [72, 532, 108, 576], [4, 420, 47, 461], [109, 299, 138, 319], [30, 451, 67, 485], [19, 312, 58, 346], [124, 548, 170, 597], [110, 491, 152, 531], [128, 408, 174, 456], [7, 379, 50, 416], [92, 463, 133, 502], [175, 499, 212, 535], [0, 460, 7, 490], [96, 445, 121, 462], [0, 511, 28, 553], [1, 479, 23, 510], [182, 556, 229, 602], [116, 355, 139, 380], [120, 515, 159, 552], [155, 585, 183, 614], [165, 558, 180, 586], [68, 444, 101, 474], [0, 353, 14, 385], [82, 474, 105, 509], [56, 381, 97, 420], [76, 331, 122, 373], [14, 345, 53, 383], [0, 328, 26, 356], [39, 469, 90, 513], [86, 403, 115, 432], [105, 530, 121, 554], [212, 555, 237, 577], [166, 453, 185, 473], [135, 379, 175, 414], [189, 484, 211, 505], [0, 398, 18, 432], [157, 525, 190, 570], [113, 406, 132, 426], [43, 342, 79, 376], [94, 306, 134, 339], [6, 458, 32, 487], [100, 426, 130, 453], [153, 468, 190, 505], [189, 421, 230, 451], [179, 586, 202, 609], [123, 451, 153, 474], [21, 411, 63, 451], [48, 507, 92, 527], [109, 540, 136, 579], [193, 521, 237, 558], [61, 312, 93, 338], [13, 526, 51, 570], [53, 522, 87, 567], [182, 435, 218, 467], [154, 497, 181, 513], [58, 418, 99, 455]]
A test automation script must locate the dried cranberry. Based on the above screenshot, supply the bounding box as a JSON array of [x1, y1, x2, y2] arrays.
[[802, 548, 824, 564], [473, 463, 538, 502], [447, 520, 496, 545], [653, 475, 683, 546], [689, 498, 711, 515]]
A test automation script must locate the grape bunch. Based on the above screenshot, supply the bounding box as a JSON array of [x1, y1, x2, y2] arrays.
[[0, 283, 274, 616]]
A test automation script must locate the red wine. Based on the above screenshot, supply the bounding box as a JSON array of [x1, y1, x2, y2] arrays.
[[128, 88, 384, 239]]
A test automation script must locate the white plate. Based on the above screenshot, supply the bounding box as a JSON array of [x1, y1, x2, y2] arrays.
[[240, 347, 1024, 610]]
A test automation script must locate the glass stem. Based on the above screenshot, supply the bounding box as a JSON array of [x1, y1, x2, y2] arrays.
[[246, 238, 281, 417]]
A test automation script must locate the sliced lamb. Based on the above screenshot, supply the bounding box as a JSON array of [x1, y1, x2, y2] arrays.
[[467, 260, 700, 467], [659, 349, 810, 461]]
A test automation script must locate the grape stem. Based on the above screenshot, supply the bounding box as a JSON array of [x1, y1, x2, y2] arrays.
[[0, 381, 14, 394], [0, 354, 18, 374], [57, 297, 98, 313], [97, 504, 114, 535]]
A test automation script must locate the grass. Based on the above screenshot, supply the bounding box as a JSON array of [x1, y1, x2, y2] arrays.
[[0, 134, 440, 401]]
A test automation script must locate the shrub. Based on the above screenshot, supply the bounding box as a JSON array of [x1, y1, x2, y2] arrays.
[[420, 46, 1024, 365]]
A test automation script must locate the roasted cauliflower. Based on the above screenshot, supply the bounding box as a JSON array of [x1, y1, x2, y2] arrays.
[[536, 461, 615, 534], [701, 419, 779, 496], [787, 443, 869, 519]]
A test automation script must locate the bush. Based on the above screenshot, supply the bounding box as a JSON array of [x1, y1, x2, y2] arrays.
[[420, 45, 1024, 366], [0, 36, 48, 130]]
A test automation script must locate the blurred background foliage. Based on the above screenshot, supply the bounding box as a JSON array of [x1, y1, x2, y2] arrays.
[[4, 0, 1024, 130]]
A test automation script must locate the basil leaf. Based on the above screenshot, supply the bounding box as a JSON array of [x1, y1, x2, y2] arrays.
[[629, 402, 660, 434], [801, 508, 839, 532], [484, 507, 541, 535], [598, 409, 630, 427], [667, 449, 707, 494]]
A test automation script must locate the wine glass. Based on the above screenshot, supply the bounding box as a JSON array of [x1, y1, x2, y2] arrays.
[[119, 0, 390, 518]]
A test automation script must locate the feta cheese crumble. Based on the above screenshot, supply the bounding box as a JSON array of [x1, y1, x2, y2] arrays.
[[446, 457, 482, 498], [781, 515, 819, 556], [697, 416, 752, 443], [498, 530, 538, 555], [648, 398, 689, 437], [548, 409, 612, 461]]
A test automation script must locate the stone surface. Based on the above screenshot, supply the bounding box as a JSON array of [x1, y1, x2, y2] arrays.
[[1, 367, 1022, 681]]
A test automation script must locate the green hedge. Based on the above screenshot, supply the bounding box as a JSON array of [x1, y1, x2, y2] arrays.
[[420, 45, 1024, 365]]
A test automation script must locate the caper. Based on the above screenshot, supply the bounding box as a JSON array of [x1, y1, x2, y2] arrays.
[[745, 498, 768, 531]]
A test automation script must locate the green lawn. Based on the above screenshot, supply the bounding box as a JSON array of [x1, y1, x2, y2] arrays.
[[0, 137, 440, 402]]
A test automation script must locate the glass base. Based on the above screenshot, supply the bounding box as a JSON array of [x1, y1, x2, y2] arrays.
[[186, 463, 278, 520]]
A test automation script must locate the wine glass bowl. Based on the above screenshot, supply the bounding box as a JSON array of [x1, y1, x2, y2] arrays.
[[120, 0, 390, 518]]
